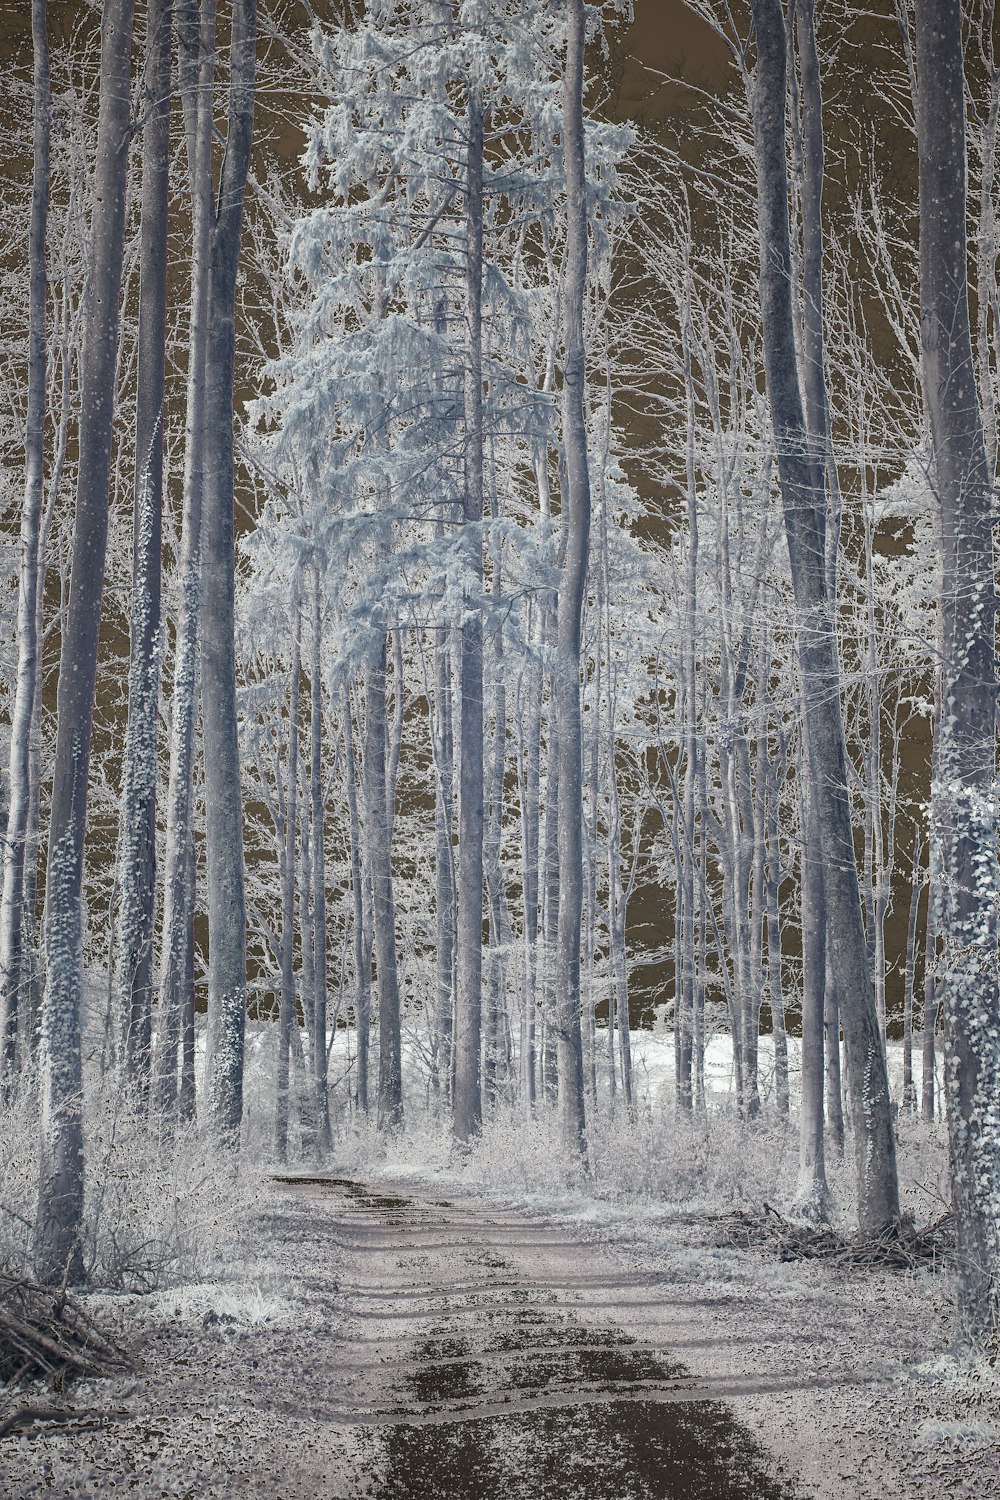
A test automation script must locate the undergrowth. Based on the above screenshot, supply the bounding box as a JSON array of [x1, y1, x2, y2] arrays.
[[0, 1066, 257, 1292]]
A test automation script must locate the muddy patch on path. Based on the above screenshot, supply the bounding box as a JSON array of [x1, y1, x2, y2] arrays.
[[368, 1325, 802, 1500]]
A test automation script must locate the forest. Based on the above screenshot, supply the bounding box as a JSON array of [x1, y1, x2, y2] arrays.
[[0, 0, 999, 1489]]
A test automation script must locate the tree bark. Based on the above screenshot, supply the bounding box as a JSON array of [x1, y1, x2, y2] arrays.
[[116, 0, 170, 1102], [309, 570, 331, 1149], [343, 682, 371, 1115], [0, 0, 50, 1087], [35, 0, 135, 1285], [795, 763, 829, 1218], [433, 630, 455, 1106], [202, 0, 256, 1140], [452, 88, 486, 1143], [156, 0, 216, 1118], [552, 0, 590, 1158], [750, 0, 899, 1233], [366, 635, 403, 1131], [916, 0, 1000, 1337], [274, 611, 301, 1163]]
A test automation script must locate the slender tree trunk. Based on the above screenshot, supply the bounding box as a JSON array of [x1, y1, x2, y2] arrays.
[[750, 0, 899, 1233], [297, 799, 316, 1153], [540, 739, 560, 1104], [796, 0, 844, 1159], [433, 631, 455, 1106], [0, 0, 49, 1086], [202, 0, 256, 1139], [484, 569, 508, 1115], [116, 0, 170, 1102], [553, 0, 590, 1158], [677, 320, 699, 1110], [35, 0, 134, 1285], [519, 602, 543, 1115], [309, 571, 331, 1149], [916, 0, 1000, 1337], [765, 762, 789, 1114], [343, 683, 370, 1115], [366, 636, 403, 1131], [921, 874, 937, 1123], [902, 837, 923, 1113], [823, 923, 845, 1154], [795, 763, 829, 1218], [275, 614, 301, 1163], [156, 0, 215, 1117], [453, 89, 486, 1143]]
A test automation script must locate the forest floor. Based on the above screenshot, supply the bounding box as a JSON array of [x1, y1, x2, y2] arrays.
[[0, 1172, 995, 1499]]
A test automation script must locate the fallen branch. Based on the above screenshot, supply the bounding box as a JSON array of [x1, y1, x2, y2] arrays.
[[0, 1266, 133, 1390], [715, 1204, 956, 1272], [0, 1403, 127, 1440]]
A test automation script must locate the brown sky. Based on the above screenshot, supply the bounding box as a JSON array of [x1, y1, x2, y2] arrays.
[[613, 0, 732, 121]]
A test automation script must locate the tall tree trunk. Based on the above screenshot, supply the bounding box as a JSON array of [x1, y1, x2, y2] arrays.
[[677, 319, 699, 1111], [35, 0, 134, 1285], [453, 89, 486, 1143], [902, 837, 924, 1113], [540, 736, 560, 1104], [921, 873, 937, 1122], [916, 0, 1000, 1337], [274, 613, 301, 1163], [309, 570, 331, 1149], [202, 0, 256, 1139], [433, 631, 455, 1106], [343, 682, 371, 1115], [795, 764, 829, 1218], [765, 760, 789, 1115], [366, 636, 403, 1130], [156, 0, 215, 1118], [795, 0, 844, 1158], [750, 0, 899, 1233], [484, 563, 508, 1115], [553, 0, 590, 1158], [0, 0, 49, 1086], [116, 0, 170, 1102]]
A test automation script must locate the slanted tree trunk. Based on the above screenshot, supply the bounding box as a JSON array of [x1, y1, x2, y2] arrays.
[[0, 0, 50, 1086], [35, 0, 134, 1285], [116, 0, 170, 1102], [201, 0, 256, 1139], [750, 0, 899, 1233], [156, 0, 216, 1118], [453, 88, 486, 1143], [553, 0, 590, 1158], [916, 0, 1000, 1338]]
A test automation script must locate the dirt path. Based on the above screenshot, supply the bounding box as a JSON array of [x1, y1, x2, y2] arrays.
[[0, 1177, 803, 1499]]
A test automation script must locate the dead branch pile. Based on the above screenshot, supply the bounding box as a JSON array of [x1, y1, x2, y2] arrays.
[[0, 1267, 133, 1392], [716, 1202, 956, 1272]]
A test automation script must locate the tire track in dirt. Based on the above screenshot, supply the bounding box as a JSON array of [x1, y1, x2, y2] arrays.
[[292, 1177, 805, 1500]]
